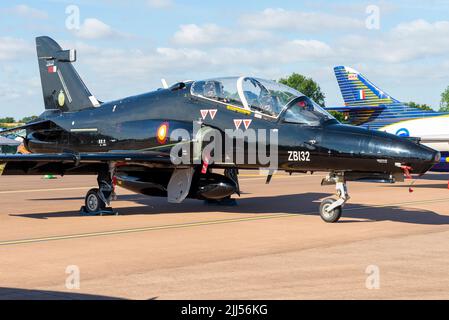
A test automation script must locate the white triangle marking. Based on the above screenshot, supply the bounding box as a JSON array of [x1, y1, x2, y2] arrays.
[[209, 109, 217, 120], [200, 110, 208, 120], [243, 119, 252, 130], [234, 119, 242, 130]]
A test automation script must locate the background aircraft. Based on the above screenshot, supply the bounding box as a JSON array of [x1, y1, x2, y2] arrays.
[[0, 37, 440, 223], [329, 66, 449, 172]]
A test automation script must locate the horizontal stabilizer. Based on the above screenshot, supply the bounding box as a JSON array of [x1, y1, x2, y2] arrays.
[[0, 119, 53, 136], [0, 151, 178, 176]]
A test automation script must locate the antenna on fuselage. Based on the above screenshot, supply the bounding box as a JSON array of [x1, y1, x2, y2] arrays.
[[161, 78, 169, 89]]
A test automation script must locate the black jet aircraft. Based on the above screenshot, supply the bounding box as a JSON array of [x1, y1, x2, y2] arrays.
[[0, 37, 440, 222]]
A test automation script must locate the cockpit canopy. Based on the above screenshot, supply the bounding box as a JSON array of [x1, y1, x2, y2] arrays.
[[191, 76, 335, 126]]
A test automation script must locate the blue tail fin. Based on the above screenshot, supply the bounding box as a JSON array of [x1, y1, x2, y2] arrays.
[[331, 66, 443, 130], [334, 66, 399, 107]]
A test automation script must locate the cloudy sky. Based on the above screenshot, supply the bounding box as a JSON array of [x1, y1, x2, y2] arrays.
[[1, 0, 449, 118]]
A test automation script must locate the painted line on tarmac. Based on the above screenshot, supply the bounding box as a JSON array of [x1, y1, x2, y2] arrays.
[[0, 187, 92, 194], [1, 197, 449, 247]]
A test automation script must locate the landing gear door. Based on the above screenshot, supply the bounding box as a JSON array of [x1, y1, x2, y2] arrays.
[[167, 168, 194, 203]]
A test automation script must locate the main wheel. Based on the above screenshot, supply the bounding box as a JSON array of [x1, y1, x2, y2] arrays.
[[319, 198, 342, 223], [85, 188, 106, 213]]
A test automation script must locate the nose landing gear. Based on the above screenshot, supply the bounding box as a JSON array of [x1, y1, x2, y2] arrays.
[[320, 174, 349, 223]]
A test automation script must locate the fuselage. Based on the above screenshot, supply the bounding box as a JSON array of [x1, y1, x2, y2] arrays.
[[25, 82, 438, 178], [379, 115, 449, 152]]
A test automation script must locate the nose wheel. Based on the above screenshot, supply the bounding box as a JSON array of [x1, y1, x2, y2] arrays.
[[319, 198, 342, 223], [320, 174, 349, 223]]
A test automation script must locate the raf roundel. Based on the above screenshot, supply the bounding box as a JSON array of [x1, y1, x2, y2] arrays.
[[395, 128, 410, 137], [157, 122, 169, 144]]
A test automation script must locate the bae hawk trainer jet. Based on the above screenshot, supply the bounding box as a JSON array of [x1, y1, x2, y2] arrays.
[[0, 37, 440, 223]]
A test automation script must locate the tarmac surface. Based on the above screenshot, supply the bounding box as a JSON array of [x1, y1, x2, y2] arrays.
[[1, 171, 449, 299]]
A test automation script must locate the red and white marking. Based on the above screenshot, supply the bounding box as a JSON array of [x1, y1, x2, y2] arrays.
[[200, 110, 209, 120], [47, 66, 57, 73], [234, 119, 242, 130], [209, 109, 217, 120]]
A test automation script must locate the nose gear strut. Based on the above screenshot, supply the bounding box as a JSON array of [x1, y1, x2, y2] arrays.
[[320, 173, 350, 223]]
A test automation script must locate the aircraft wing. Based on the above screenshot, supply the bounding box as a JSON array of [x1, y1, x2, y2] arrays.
[[0, 152, 173, 163], [0, 151, 179, 176], [326, 105, 387, 112]]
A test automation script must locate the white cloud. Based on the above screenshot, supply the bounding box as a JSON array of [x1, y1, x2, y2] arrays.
[[336, 19, 449, 63], [72, 18, 126, 40], [241, 8, 365, 32], [0, 37, 33, 61], [3, 5, 48, 20], [172, 23, 275, 46], [147, 0, 173, 9], [74, 38, 331, 81], [393, 19, 449, 40], [172, 24, 225, 46]]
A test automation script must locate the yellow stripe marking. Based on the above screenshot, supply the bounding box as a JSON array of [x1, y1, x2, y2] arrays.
[[226, 105, 252, 115], [1, 197, 449, 246]]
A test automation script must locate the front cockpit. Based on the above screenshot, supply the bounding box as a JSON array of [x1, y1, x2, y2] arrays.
[[190, 76, 336, 125]]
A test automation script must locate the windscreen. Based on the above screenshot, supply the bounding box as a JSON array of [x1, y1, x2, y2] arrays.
[[282, 96, 336, 126], [241, 78, 301, 117]]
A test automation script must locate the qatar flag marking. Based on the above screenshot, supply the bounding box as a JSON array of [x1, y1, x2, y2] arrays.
[[47, 66, 57, 73], [200, 110, 209, 120], [243, 119, 252, 130], [234, 119, 242, 130], [209, 109, 217, 120]]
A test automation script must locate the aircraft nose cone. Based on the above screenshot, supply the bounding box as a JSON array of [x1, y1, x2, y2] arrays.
[[370, 130, 439, 175], [322, 124, 439, 176], [404, 143, 440, 175]]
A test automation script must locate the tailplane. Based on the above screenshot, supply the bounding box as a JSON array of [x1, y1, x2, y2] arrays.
[[36, 36, 101, 112]]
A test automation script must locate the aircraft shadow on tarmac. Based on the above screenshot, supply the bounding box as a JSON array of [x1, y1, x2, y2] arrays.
[[388, 183, 449, 189], [383, 174, 449, 189], [11, 192, 449, 225], [418, 173, 448, 181], [0, 287, 131, 300]]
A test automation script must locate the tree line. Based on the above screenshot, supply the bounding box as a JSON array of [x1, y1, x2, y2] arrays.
[[278, 73, 449, 120], [0, 116, 38, 125]]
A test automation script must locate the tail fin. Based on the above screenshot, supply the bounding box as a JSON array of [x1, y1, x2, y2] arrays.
[[334, 66, 399, 107], [36, 36, 101, 112]]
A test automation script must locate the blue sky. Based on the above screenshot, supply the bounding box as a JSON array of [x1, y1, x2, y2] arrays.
[[1, 0, 449, 118]]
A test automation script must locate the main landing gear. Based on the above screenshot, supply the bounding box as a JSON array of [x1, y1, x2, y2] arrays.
[[320, 173, 349, 223], [81, 167, 117, 216]]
